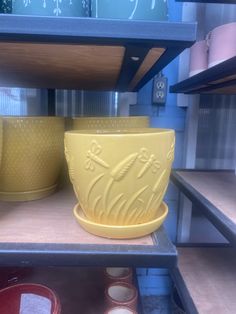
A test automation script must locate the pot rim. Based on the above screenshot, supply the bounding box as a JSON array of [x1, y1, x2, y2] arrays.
[[1, 116, 64, 120], [65, 128, 174, 136], [105, 281, 138, 305]]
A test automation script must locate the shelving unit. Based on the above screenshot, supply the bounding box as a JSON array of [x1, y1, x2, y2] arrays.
[[0, 187, 177, 267], [0, 14, 196, 91], [170, 56, 236, 94], [171, 170, 236, 245], [0, 12, 199, 313], [171, 247, 236, 314]]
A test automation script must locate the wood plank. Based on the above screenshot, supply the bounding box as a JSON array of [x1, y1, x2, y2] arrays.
[[177, 171, 236, 225], [0, 187, 153, 246], [0, 42, 125, 90], [128, 48, 165, 91], [178, 247, 236, 314]]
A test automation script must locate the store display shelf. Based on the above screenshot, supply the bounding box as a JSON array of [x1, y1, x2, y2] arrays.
[[170, 57, 236, 94], [0, 187, 177, 267], [171, 170, 236, 245], [171, 247, 236, 314], [0, 14, 196, 91]]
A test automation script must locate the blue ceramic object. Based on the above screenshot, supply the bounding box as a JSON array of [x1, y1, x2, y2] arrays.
[[91, 0, 168, 21], [0, 0, 12, 13], [12, 0, 90, 17]]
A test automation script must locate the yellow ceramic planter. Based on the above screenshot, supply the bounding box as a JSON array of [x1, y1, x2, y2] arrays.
[[0, 117, 64, 201], [72, 116, 150, 130], [65, 128, 175, 237]]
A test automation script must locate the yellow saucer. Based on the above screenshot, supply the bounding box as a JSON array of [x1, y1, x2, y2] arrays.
[[0, 184, 58, 202], [73, 202, 168, 239]]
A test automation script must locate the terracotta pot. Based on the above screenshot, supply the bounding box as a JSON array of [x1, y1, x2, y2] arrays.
[[105, 306, 138, 314], [72, 116, 150, 130], [0, 117, 64, 201], [105, 282, 138, 311], [207, 22, 236, 68], [0, 283, 61, 314], [12, 0, 89, 17], [189, 40, 208, 77], [104, 268, 133, 285]]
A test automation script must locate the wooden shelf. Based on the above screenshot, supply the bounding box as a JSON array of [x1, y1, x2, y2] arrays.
[[171, 247, 236, 314], [176, 0, 236, 4], [170, 57, 236, 94], [0, 187, 177, 267], [171, 170, 236, 245], [0, 14, 196, 91]]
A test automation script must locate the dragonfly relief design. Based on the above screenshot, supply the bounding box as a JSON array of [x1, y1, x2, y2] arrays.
[[85, 140, 110, 171], [137, 148, 160, 178]]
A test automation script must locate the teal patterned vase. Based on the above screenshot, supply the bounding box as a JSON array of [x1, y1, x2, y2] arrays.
[[91, 0, 168, 21], [0, 0, 12, 13], [12, 0, 90, 17]]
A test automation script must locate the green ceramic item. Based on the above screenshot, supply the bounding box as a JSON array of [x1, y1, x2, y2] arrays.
[[91, 0, 168, 21], [12, 0, 90, 17]]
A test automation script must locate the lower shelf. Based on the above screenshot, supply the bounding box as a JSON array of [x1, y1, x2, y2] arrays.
[[0, 187, 177, 267], [171, 247, 236, 314]]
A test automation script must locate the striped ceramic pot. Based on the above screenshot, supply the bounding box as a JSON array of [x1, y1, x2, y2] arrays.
[[91, 0, 168, 21], [12, 0, 90, 17]]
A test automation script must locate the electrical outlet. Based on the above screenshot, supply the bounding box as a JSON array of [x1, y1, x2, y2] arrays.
[[152, 75, 168, 105]]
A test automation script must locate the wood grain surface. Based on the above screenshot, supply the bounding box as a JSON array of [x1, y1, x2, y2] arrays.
[[0, 187, 153, 246], [0, 42, 125, 90], [177, 171, 236, 224], [178, 247, 236, 314]]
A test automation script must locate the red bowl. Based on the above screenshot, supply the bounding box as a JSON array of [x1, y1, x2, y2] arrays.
[[0, 283, 61, 314]]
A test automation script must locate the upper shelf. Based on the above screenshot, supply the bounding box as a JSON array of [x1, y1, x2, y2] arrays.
[[171, 170, 236, 245], [170, 56, 236, 94], [0, 14, 196, 91], [0, 187, 177, 267], [176, 0, 236, 4]]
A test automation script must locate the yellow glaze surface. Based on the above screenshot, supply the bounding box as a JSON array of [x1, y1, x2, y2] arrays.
[[0, 117, 64, 201], [73, 201, 168, 239], [65, 128, 175, 226], [72, 116, 150, 130]]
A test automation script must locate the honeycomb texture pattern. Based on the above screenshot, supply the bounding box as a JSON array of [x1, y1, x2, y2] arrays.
[[0, 117, 64, 193], [72, 116, 149, 130]]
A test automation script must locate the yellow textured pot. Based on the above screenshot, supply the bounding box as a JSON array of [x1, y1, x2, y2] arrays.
[[0, 117, 64, 201], [72, 116, 150, 130], [0, 117, 2, 169], [65, 128, 175, 237]]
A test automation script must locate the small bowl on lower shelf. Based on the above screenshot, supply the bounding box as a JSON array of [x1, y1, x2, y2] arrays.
[[73, 202, 168, 239], [104, 267, 133, 285], [105, 306, 138, 314], [0, 283, 61, 314], [105, 282, 138, 311]]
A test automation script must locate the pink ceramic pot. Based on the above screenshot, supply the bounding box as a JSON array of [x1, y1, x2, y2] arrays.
[[207, 22, 236, 68], [104, 268, 133, 285], [189, 40, 208, 77], [105, 282, 138, 311]]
